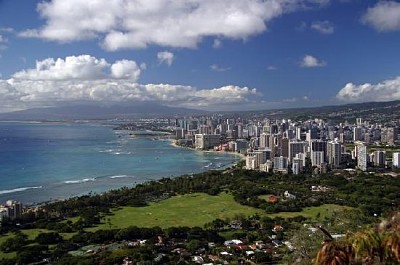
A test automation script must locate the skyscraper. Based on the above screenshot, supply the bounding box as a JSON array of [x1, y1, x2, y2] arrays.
[[356, 142, 368, 171], [327, 139, 342, 168]]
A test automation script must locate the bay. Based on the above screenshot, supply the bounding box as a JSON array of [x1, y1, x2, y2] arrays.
[[0, 122, 240, 204]]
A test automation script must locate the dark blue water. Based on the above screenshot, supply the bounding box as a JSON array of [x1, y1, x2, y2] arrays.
[[0, 122, 239, 204]]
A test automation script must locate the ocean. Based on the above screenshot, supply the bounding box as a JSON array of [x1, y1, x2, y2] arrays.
[[0, 121, 240, 205]]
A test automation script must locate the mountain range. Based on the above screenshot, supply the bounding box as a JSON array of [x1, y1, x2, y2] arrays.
[[0, 100, 399, 121]]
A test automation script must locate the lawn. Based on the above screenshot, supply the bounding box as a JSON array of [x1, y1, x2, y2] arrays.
[[88, 192, 265, 231], [268, 204, 353, 221], [89, 193, 353, 231], [0, 228, 76, 259]]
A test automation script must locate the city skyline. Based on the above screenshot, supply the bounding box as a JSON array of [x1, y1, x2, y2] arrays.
[[0, 0, 400, 113]]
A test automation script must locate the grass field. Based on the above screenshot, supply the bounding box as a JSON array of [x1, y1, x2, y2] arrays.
[[0, 193, 353, 259], [89, 193, 353, 231], [268, 204, 353, 220], [88, 192, 265, 231]]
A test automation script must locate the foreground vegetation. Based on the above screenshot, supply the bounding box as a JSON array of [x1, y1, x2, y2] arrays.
[[0, 167, 399, 264]]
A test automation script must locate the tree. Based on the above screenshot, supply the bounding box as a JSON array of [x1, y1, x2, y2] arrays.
[[315, 212, 400, 265], [0, 232, 28, 252], [315, 241, 353, 265], [35, 232, 63, 245]]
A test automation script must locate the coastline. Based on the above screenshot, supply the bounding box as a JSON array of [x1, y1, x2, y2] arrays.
[[169, 139, 246, 161], [0, 122, 242, 205]]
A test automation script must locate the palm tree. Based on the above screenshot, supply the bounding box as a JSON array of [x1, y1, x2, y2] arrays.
[[315, 212, 400, 265], [315, 226, 353, 265]]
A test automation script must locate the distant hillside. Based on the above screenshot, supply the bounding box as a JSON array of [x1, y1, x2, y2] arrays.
[[0, 103, 206, 121], [1, 100, 399, 122], [225, 100, 400, 123]]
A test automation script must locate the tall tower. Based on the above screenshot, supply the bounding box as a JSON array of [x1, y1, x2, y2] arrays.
[[327, 139, 342, 168], [356, 142, 368, 171]]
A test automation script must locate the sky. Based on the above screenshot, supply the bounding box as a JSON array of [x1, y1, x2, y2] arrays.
[[0, 0, 400, 113]]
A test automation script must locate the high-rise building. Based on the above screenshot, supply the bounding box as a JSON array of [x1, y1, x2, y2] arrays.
[[387, 127, 398, 145], [194, 134, 221, 150], [259, 133, 269, 148], [356, 142, 368, 171], [281, 137, 289, 158], [311, 151, 325, 167], [353, 127, 362, 141], [292, 153, 305, 175], [273, 156, 288, 173], [392, 152, 400, 168], [288, 140, 307, 162], [310, 140, 327, 162], [373, 150, 385, 168], [327, 139, 342, 168]]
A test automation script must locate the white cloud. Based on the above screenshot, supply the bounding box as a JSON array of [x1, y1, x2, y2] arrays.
[[157, 51, 174, 66], [0, 54, 259, 112], [300, 54, 326, 68], [267, 66, 277, 70], [362, 1, 400, 32], [12, 55, 141, 81], [311, 20, 334, 34], [210, 64, 231, 72], [0, 27, 14, 33], [111, 60, 141, 80], [13, 55, 113, 80], [336, 76, 400, 102], [20, 0, 330, 50]]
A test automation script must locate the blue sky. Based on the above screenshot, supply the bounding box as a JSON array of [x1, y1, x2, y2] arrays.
[[0, 0, 400, 113]]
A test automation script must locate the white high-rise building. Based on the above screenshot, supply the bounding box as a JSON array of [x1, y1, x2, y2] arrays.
[[356, 142, 368, 171], [311, 151, 325, 167], [194, 134, 220, 150], [393, 152, 400, 168], [327, 139, 342, 168]]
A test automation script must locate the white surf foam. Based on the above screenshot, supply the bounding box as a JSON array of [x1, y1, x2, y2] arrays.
[[0, 186, 43, 195]]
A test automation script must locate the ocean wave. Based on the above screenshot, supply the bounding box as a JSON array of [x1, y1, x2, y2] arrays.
[[64, 178, 96, 184], [204, 162, 213, 168], [0, 186, 43, 195], [109, 175, 134, 179], [99, 149, 131, 155]]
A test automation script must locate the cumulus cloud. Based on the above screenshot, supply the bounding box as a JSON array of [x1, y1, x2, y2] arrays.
[[157, 51, 174, 66], [311, 20, 334, 34], [12, 55, 141, 81], [336, 76, 400, 102], [20, 0, 330, 50], [111, 60, 141, 79], [0, 54, 259, 112], [300, 54, 326, 68], [362, 1, 400, 32]]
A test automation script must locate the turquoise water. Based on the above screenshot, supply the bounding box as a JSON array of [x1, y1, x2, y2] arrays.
[[0, 122, 239, 204]]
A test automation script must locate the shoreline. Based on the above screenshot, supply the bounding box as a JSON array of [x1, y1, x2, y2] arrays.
[[1, 137, 243, 206], [169, 139, 246, 161]]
